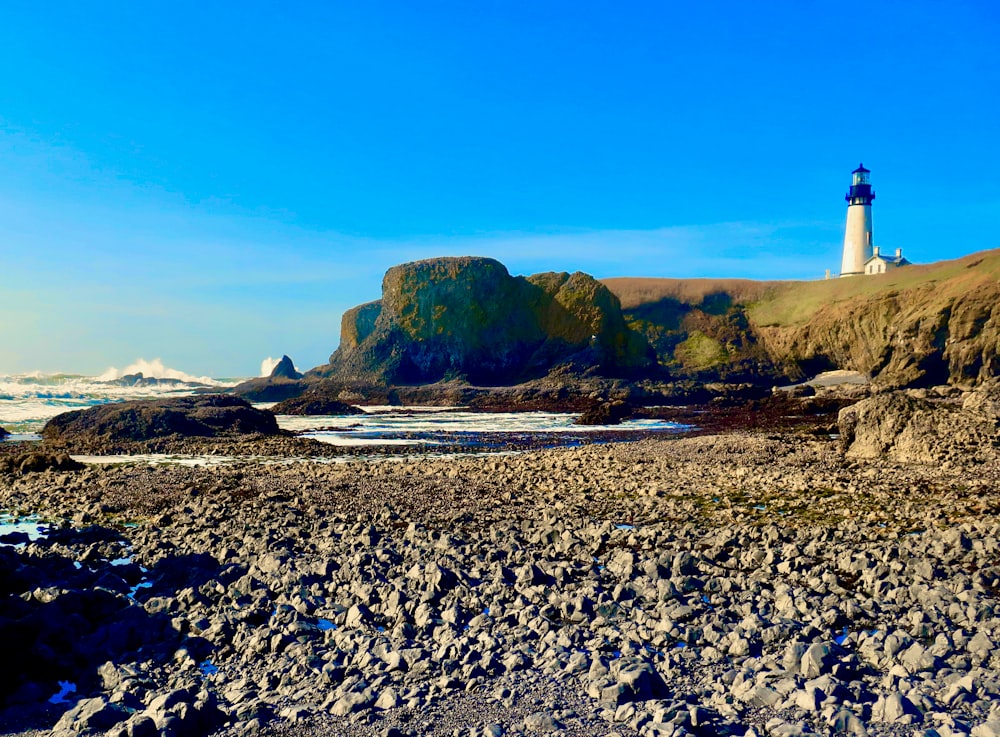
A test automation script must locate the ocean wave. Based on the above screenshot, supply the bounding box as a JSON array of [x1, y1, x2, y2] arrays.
[[260, 356, 281, 377], [0, 362, 245, 433], [95, 358, 232, 386]]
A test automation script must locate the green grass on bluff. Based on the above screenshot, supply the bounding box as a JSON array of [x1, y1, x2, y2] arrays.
[[604, 248, 1000, 327]]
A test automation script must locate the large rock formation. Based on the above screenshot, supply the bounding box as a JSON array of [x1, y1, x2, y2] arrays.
[[232, 250, 1000, 406], [270, 395, 365, 416], [317, 257, 654, 386], [43, 395, 281, 448]]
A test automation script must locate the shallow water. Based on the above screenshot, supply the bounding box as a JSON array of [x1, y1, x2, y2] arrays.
[[0, 513, 51, 544], [4, 371, 693, 463], [278, 407, 689, 447]]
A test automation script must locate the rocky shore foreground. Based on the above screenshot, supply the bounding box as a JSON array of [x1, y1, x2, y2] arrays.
[[2, 410, 1000, 737]]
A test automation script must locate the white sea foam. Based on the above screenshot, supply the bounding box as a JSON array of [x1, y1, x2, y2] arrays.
[[2, 366, 694, 453], [277, 408, 688, 444], [96, 358, 223, 385], [260, 356, 281, 377], [0, 365, 242, 433]]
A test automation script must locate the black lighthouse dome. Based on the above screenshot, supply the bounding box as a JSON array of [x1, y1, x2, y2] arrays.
[[846, 163, 875, 205]]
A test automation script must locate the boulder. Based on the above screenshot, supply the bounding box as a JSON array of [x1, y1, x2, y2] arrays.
[[229, 375, 305, 402], [838, 387, 999, 463], [575, 400, 632, 426], [0, 452, 84, 475], [270, 394, 365, 416], [0, 426, 9, 440], [42, 395, 281, 447]]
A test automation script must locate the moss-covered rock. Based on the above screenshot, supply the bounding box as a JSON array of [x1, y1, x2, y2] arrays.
[[339, 301, 383, 352], [674, 331, 728, 371], [318, 257, 654, 386]]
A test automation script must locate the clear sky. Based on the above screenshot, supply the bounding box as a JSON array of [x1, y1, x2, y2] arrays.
[[1, 1, 997, 377]]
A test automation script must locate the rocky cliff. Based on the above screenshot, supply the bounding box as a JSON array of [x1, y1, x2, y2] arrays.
[[605, 248, 1000, 389], [314, 256, 654, 386], [234, 249, 1000, 406]]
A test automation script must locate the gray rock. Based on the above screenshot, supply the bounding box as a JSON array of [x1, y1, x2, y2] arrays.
[[829, 708, 867, 736], [972, 721, 1000, 737], [800, 642, 837, 678], [125, 715, 158, 737], [611, 657, 670, 702], [523, 711, 563, 731], [872, 692, 923, 724], [53, 697, 130, 733], [765, 718, 815, 736], [783, 642, 808, 673], [278, 704, 314, 722]]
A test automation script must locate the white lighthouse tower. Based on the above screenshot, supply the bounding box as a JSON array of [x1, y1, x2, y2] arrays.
[[840, 163, 875, 277]]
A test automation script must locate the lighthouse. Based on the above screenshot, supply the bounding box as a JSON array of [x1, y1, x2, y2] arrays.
[[840, 163, 875, 277]]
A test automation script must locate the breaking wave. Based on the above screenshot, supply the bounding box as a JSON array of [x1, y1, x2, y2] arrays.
[[260, 357, 281, 377], [96, 358, 221, 385], [0, 362, 244, 434]]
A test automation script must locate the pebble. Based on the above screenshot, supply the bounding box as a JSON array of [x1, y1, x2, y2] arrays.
[[0, 431, 998, 737]]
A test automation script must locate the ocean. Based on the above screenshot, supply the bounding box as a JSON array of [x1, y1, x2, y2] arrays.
[[0, 361, 241, 437], [0, 360, 690, 460]]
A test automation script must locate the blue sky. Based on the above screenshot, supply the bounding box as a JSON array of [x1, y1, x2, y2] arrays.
[[1, 1, 997, 376]]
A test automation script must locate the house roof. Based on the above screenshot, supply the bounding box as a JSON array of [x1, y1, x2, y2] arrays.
[[865, 253, 909, 266]]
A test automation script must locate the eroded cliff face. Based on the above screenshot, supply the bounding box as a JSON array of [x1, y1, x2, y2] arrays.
[[604, 249, 1000, 389], [751, 258, 1000, 388], [338, 301, 382, 352], [620, 295, 785, 383], [319, 257, 654, 385]]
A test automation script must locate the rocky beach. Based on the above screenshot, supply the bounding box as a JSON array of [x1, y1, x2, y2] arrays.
[[4, 0, 997, 730], [2, 383, 999, 737]]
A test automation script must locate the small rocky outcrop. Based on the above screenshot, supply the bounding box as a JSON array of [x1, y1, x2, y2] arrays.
[[0, 427, 9, 440], [229, 376, 305, 403], [42, 395, 281, 449], [0, 452, 84, 476], [837, 382, 1000, 463], [270, 395, 366, 416], [228, 356, 305, 402], [575, 400, 632, 426], [100, 373, 192, 388], [269, 355, 302, 380]]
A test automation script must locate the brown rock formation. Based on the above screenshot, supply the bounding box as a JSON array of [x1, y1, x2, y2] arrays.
[[316, 256, 654, 386]]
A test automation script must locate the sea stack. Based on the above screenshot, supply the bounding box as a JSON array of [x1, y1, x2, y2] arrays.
[[840, 163, 875, 277]]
